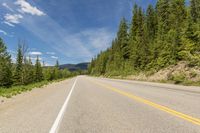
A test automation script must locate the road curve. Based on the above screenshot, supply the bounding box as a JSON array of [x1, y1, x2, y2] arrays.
[[0, 76, 200, 133]]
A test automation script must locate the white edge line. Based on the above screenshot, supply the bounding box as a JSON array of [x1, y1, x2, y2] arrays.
[[49, 77, 78, 133]]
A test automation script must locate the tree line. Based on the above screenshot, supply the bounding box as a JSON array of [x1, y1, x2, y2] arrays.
[[0, 38, 72, 87], [88, 0, 200, 76]]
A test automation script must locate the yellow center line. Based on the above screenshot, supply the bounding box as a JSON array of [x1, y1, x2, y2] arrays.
[[88, 78, 200, 126]]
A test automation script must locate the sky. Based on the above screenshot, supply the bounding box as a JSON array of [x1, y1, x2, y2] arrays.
[[0, 0, 157, 66]]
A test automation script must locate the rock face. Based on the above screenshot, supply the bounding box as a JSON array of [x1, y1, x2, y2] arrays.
[[126, 61, 200, 84]]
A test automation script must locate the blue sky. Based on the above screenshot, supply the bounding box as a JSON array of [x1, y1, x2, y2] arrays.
[[0, 0, 157, 65]]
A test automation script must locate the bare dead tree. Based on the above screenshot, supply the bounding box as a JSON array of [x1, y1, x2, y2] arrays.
[[18, 39, 29, 62]]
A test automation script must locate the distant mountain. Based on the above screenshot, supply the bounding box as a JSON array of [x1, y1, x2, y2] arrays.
[[59, 62, 90, 71]]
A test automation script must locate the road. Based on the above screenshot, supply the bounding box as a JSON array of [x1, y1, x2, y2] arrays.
[[0, 76, 200, 133]]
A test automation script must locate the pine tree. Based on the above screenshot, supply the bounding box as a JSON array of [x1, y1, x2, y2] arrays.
[[22, 57, 29, 85], [56, 60, 59, 68], [0, 38, 12, 87], [28, 56, 34, 82], [106, 18, 129, 75], [129, 4, 139, 69], [136, 7, 149, 69], [130, 4, 139, 40], [156, 0, 171, 33], [88, 58, 95, 74], [190, 0, 200, 23], [95, 51, 109, 75], [34, 56, 43, 82], [89, 0, 200, 75], [118, 18, 129, 60], [22, 56, 34, 85], [54, 60, 60, 79], [13, 45, 23, 85], [117, 18, 130, 64], [181, 0, 200, 65], [146, 4, 157, 41], [170, 0, 187, 29], [154, 0, 176, 68], [105, 43, 115, 75], [170, 0, 187, 61]]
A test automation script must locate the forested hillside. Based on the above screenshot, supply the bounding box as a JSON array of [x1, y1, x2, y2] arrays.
[[88, 0, 200, 78], [59, 62, 89, 71]]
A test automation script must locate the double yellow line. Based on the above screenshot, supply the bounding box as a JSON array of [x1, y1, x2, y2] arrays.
[[89, 78, 200, 126]]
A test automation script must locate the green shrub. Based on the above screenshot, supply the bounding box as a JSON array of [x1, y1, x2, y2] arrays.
[[170, 73, 186, 84], [0, 78, 67, 98], [190, 71, 197, 78]]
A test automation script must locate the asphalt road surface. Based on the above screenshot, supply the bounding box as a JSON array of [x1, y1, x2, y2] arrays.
[[0, 76, 200, 133]]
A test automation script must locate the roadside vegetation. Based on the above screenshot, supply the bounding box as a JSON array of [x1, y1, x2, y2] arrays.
[[0, 80, 48, 98], [0, 38, 76, 98], [88, 0, 200, 85]]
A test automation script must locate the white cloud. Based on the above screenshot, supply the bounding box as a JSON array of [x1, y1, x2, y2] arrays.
[[51, 56, 58, 59], [2, 3, 8, 7], [29, 51, 42, 55], [11, 56, 16, 63], [15, 0, 45, 16], [44, 62, 53, 66], [21, 15, 94, 62], [2, 1, 45, 27], [30, 57, 42, 62], [8, 50, 16, 54], [9, 2, 114, 63], [4, 21, 15, 27], [4, 14, 23, 26], [31, 57, 42, 60], [80, 28, 114, 49], [0, 29, 7, 35], [46, 52, 55, 55], [2, 3, 14, 12], [9, 49, 17, 63]]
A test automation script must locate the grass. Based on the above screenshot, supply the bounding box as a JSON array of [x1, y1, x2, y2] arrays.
[[0, 79, 67, 98]]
